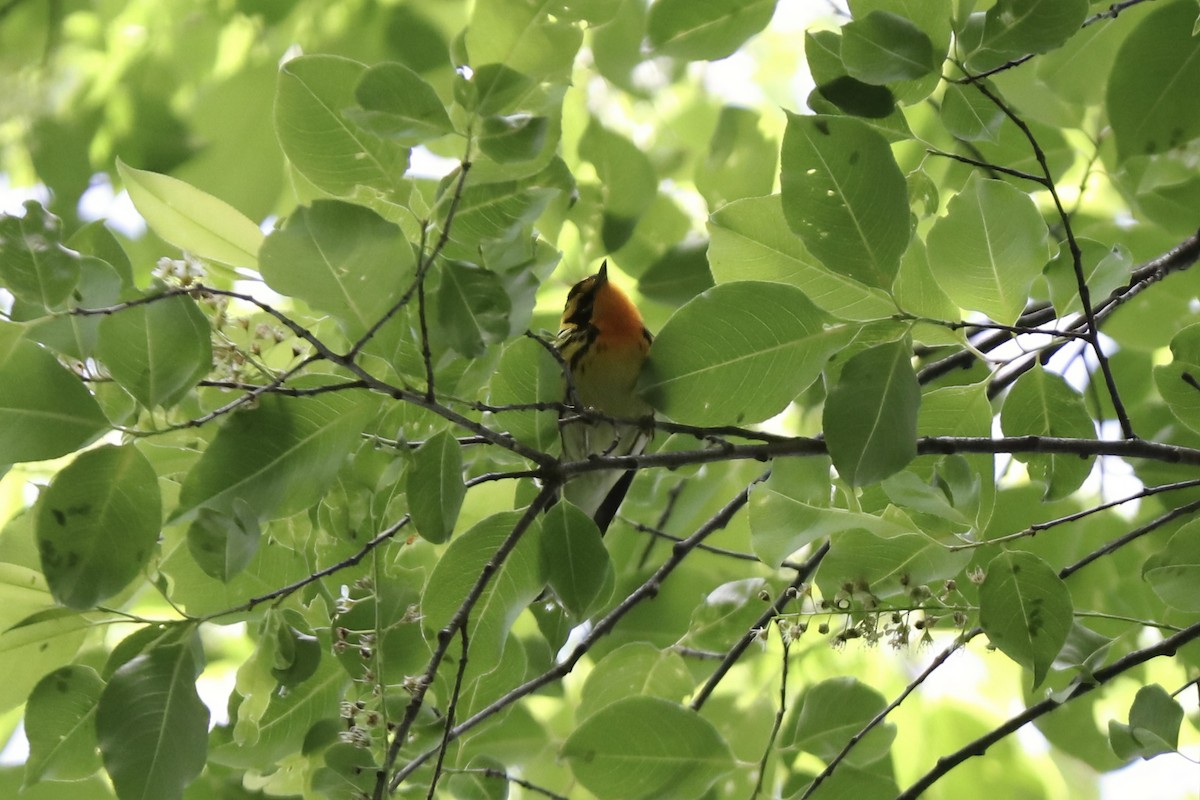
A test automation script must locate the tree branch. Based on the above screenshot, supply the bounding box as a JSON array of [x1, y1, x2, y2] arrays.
[[388, 475, 764, 790], [896, 619, 1200, 799], [691, 542, 830, 710], [799, 629, 983, 800], [375, 483, 557, 799]]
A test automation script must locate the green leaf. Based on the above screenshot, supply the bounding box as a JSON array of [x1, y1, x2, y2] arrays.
[[842, 11, 936, 84], [638, 281, 852, 426], [311, 743, 377, 800], [421, 512, 545, 667], [788, 677, 896, 767], [0, 201, 80, 309], [780, 114, 910, 290], [541, 501, 614, 618], [186, 500, 261, 583], [979, 551, 1072, 688], [818, 528, 970, 600], [350, 61, 454, 145], [695, 106, 777, 209], [0, 609, 91, 714], [969, 0, 1088, 71], [68, 220, 134, 289], [1154, 321, 1200, 436], [116, 161, 264, 269], [35, 445, 161, 609], [1044, 238, 1131, 316], [824, 338, 919, 486], [1108, 1, 1200, 160], [0, 339, 108, 463], [636, 241, 714, 306], [846, 0, 952, 104], [210, 656, 345, 769], [466, 0, 582, 83], [562, 696, 735, 800], [24, 665, 104, 785], [274, 55, 409, 198], [1108, 685, 1185, 760], [436, 261, 512, 358], [96, 636, 209, 800], [489, 337, 561, 453], [172, 389, 378, 523], [707, 195, 894, 320], [999, 365, 1095, 500], [1142, 519, 1200, 612], [479, 114, 550, 163], [751, 465, 907, 567], [23, 257, 122, 361], [259, 200, 414, 338], [407, 431, 465, 544], [96, 294, 211, 408], [439, 180, 558, 258], [577, 643, 693, 722], [579, 121, 657, 249], [941, 82, 1005, 142], [926, 173, 1051, 325], [647, 0, 777, 61]]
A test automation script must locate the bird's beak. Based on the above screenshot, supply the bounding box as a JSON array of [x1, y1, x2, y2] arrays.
[[598, 260, 608, 283]]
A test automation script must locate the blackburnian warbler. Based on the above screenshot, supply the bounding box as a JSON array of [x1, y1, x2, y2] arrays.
[[556, 261, 653, 533]]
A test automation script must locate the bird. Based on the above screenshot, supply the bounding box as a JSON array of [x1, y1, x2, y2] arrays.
[[555, 261, 653, 534]]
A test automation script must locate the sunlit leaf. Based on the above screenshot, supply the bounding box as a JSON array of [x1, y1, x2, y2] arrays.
[[407, 431, 465, 544], [96, 294, 212, 408], [1000, 365, 1095, 500], [0, 340, 108, 463], [259, 200, 414, 338], [172, 388, 378, 523], [0, 201, 80, 309], [926, 174, 1051, 325], [639, 281, 853, 425], [780, 114, 910, 290], [116, 161, 264, 269], [842, 11, 936, 84], [23, 665, 104, 785]]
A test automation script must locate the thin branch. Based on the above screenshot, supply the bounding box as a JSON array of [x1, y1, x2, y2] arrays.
[[950, 477, 1200, 550], [966, 77, 1135, 438], [635, 478, 686, 569], [344, 147, 473, 362], [198, 513, 412, 622], [896, 619, 1200, 799], [376, 483, 558, 799], [426, 624, 469, 799], [442, 768, 568, 800], [389, 475, 765, 789], [1060, 497, 1200, 579], [416, 225, 436, 403], [554, 435, 1200, 476], [691, 542, 830, 711], [953, 0, 1156, 84], [925, 148, 1046, 185], [627, 518, 810, 571], [751, 627, 791, 800], [799, 629, 983, 800]]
